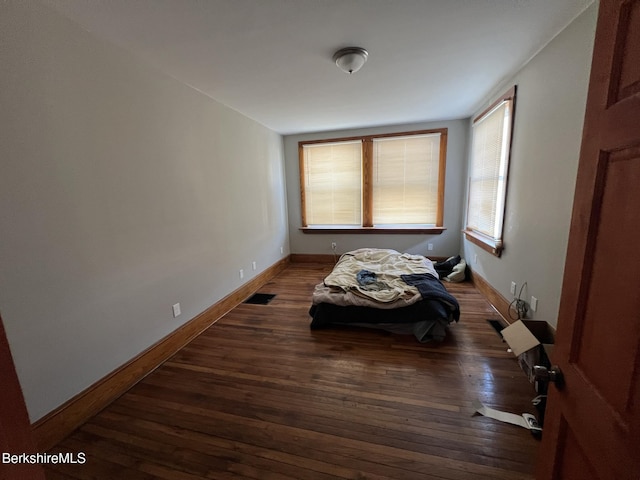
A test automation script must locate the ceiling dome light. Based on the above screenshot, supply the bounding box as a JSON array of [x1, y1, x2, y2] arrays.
[[333, 47, 368, 74]]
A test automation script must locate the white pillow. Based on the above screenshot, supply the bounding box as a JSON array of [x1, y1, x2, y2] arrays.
[[443, 259, 466, 282]]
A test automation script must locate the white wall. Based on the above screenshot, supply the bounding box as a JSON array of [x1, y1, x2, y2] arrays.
[[284, 119, 468, 258], [0, 1, 288, 421], [462, 4, 598, 327]]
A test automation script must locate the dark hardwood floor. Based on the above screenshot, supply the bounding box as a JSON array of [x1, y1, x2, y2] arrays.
[[45, 262, 540, 479]]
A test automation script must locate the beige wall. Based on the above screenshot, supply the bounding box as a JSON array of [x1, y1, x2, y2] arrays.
[[0, 1, 288, 421], [462, 4, 598, 327], [284, 119, 468, 258]]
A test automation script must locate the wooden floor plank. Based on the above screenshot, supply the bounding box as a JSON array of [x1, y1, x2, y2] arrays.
[[45, 262, 539, 479]]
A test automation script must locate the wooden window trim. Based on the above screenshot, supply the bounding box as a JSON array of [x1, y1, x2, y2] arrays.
[[298, 144, 307, 227], [300, 226, 446, 234], [362, 138, 374, 227], [436, 129, 448, 227], [463, 228, 503, 256], [473, 86, 516, 124], [299, 128, 448, 231]]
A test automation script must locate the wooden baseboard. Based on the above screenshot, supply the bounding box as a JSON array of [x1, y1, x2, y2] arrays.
[[32, 256, 290, 450], [468, 269, 512, 325], [290, 253, 450, 264], [290, 253, 336, 263]]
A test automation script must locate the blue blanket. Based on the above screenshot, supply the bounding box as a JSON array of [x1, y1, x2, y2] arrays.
[[401, 273, 460, 322]]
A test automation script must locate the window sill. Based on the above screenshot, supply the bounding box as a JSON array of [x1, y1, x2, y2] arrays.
[[463, 229, 503, 257], [300, 226, 446, 234]]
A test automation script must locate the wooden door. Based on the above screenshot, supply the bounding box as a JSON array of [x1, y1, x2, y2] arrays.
[[536, 0, 640, 478], [0, 315, 46, 480]]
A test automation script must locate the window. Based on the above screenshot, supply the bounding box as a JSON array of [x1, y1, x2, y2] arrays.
[[300, 140, 362, 226], [299, 129, 447, 233], [464, 86, 516, 256]]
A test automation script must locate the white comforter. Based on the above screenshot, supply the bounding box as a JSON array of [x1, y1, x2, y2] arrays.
[[312, 248, 438, 309]]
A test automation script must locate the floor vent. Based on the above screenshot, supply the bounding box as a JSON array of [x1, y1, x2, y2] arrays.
[[244, 293, 276, 305], [486, 319, 505, 339]]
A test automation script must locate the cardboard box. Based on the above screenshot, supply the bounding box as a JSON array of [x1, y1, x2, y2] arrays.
[[501, 320, 556, 388]]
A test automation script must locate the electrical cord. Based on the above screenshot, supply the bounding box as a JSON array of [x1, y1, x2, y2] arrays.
[[509, 282, 528, 320]]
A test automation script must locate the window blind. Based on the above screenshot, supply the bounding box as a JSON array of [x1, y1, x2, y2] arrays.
[[467, 101, 511, 239], [372, 134, 440, 225], [302, 140, 362, 225]]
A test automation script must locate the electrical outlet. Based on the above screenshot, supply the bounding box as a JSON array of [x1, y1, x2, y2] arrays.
[[280, 246, 284, 254], [510, 282, 517, 295], [252, 261, 257, 271], [531, 296, 538, 312], [427, 243, 434, 251], [331, 242, 337, 250], [239, 269, 244, 280], [474, 254, 478, 265], [172, 303, 181, 318]]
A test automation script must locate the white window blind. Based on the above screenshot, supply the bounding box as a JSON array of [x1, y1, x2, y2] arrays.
[[372, 134, 441, 225], [467, 100, 512, 240], [299, 128, 447, 231], [302, 140, 362, 225]]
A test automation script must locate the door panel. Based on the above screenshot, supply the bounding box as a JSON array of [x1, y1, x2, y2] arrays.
[[555, 421, 599, 479], [537, 0, 640, 478], [611, 1, 640, 101], [576, 147, 640, 414], [0, 316, 46, 480]]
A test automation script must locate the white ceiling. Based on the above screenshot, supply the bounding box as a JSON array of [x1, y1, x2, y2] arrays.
[[45, 0, 594, 135]]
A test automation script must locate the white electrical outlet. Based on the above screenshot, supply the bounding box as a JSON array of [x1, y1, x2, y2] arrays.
[[474, 254, 478, 265], [172, 303, 181, 318], [510, 282, 517, 295], [531, 296, 538, 312], [252, 261, 257, 271], [331, 242, 337, 250], [280, 246, 284, 254], [427, 243, 434, 251], [239, 269, 244, 280]]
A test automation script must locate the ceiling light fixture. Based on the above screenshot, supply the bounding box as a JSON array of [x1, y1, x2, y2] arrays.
[[333, 47, 368, 74]]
